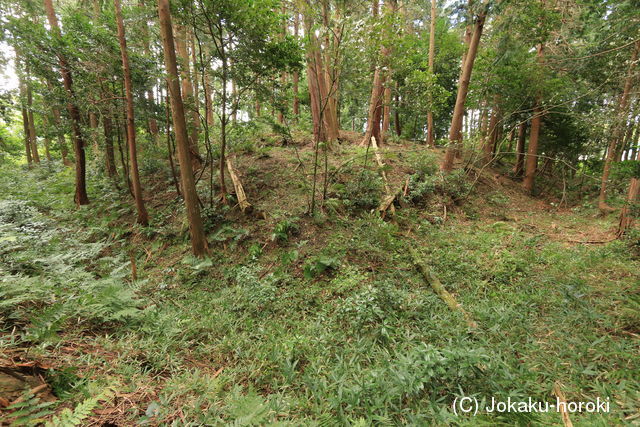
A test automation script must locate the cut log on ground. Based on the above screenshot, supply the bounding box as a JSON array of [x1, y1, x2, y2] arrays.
[[409, 247, 477, 329], [226, 158, 252, 213]]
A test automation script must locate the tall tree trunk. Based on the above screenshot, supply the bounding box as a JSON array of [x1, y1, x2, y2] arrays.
[[21, 106, 32, 165], [26, 78, 40, 163], [441, 3, 487, 172], [278, 3, 288, 125], [426, 0, 436, 147], [513, 120, 527, 177], [103, 112, 118, 177], [205, 72, 214, 126], [158, 0, 208, 257], [189, 30, 201, 131], [43, 0, 89, 205], [629, 118, 640, 162], [42, 115, 52, 161], [304, 13, 327, 144], [382, 84, 391, 136], [115, 0, 149, 225], [292, 11, 300, 118], [483, 103, 499, 164], [321, 0, 340, 140], [522, 43, 546, 193], [51, 107, 70, 165], [598, 41, 639, 211], [138, 0, 159, 139], [174, 24, 200, 159], [394, 86, 401, 136], [360, 0, 395, 146]]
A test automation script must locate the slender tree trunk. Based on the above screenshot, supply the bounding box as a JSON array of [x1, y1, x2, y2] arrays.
[[42, 115, 52, 161], [321, 0, 340, 139], [21, 106, 32, 165], [361, 68, 384, 147], [43, 0, 89, 205], [189, 30, 201, 130], [382, 84, 391, 136], [205, 72, 214, 126], [522, 43, 546, 193], [231, 78, 237, 124], [26, 79, 40, 163], [304, 13, 327, 144], [513, 120, 527, 176], [523, 99, 543, 192], [103, 112, 118, 177], [483, 104, 499, 164], [158, 0, 208, 256], [51, 107, 70, 165], [394, 86, 401, 136], [598, 41, 639, 211], [629, 119, 639, 162], [115, 0, 148, 225], [426, 0, 436, 147], [174, 24, 200, 159], [292, 11, 300, 118], [278, 4, 288, 125], [361, 0, 395, 146], [441, 3, 487, 172]]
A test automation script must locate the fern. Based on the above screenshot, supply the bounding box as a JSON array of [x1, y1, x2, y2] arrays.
[[4, 390, 56, 427], [46, 386, 115, 427]]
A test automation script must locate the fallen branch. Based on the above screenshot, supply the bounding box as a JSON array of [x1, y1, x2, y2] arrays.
[[371, 137, 395, 215], [565, 238, 616, 244], [553, 382, 574, 427], [226, 157, 252, 213], [409, 247, 477, 329]]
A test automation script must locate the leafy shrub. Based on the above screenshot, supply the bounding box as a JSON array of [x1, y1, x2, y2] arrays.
[[441, 169, 472, 201], [336, 280, 403, 338], [232, 265, 278, 311], [271, 217, 300, 243], [303, 255, 340, 279], [334, 169, 382, 212]]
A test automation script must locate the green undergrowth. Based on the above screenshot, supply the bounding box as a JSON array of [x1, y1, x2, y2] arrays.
[[1, 158, 638, 425]]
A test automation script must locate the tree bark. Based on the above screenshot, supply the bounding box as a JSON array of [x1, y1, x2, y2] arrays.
[[513, 120, 527, 177], [21, 106, 32, 165], [115, 0, 149, 225], [50, 107, 70, 165], [304, 13, 327, 145], [360, 0, 395, 146], [483, 104, 500, 164], [441, 3, 487, 172], [158, 0, 208, 257], [523, 43, 545, 194], [42, 115, 52, 161], [598, 41, 639, 211], [394, 86, 401, 136], [292, 11, 300, 118], [26, 82, 40, 163], [103, 112, 118, 177], [43, 0, 89, 205], [174, 24, 200, 159], [204, 72, 214, 126], [426, 0, 436, 147]]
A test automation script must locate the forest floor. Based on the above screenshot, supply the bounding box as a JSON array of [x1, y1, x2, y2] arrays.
[[1, 133, 639, 425]]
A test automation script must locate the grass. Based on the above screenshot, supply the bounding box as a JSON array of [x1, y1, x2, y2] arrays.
[[1, 144, 639, 425]]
